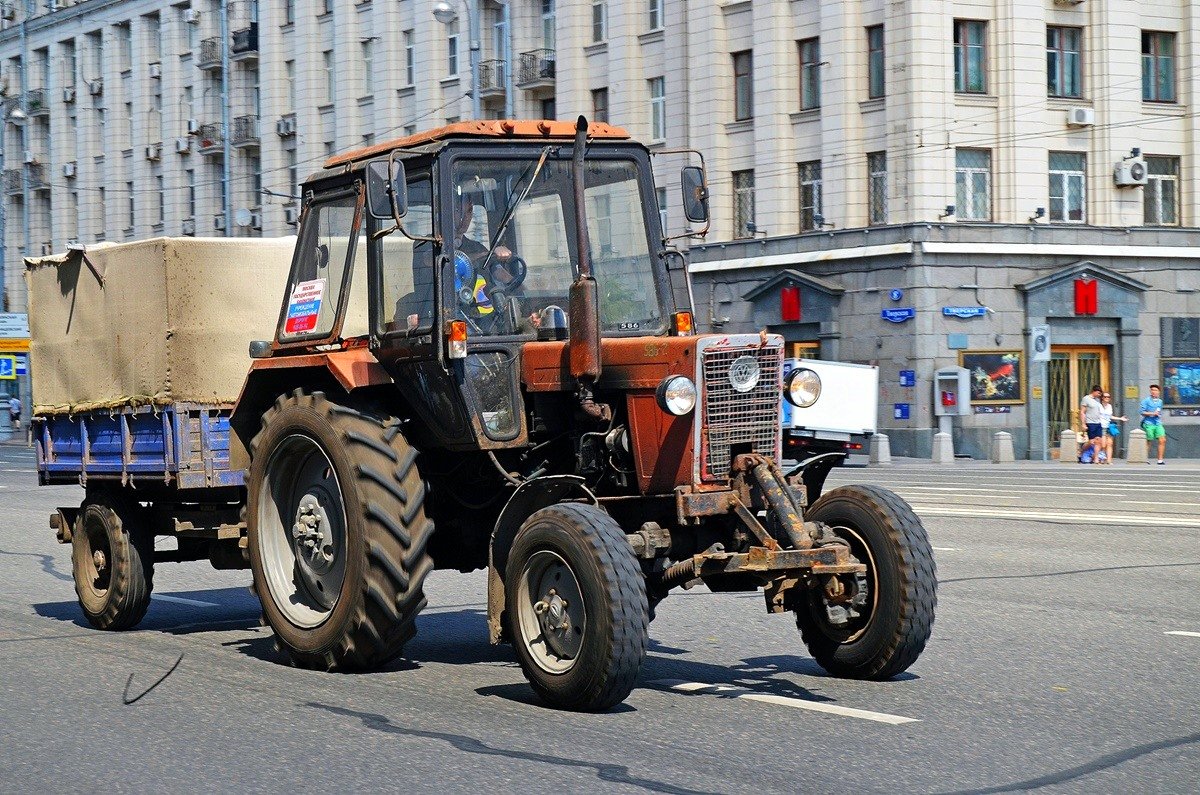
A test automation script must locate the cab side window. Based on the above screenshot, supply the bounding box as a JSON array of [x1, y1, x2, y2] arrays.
[[279, 192, 359, 341], [380, 175, 435, 334]]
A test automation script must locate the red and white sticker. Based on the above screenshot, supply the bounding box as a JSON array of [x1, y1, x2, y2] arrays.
[[285, 278, 326, 334]]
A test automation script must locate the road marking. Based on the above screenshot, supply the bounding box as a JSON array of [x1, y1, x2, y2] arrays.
[[152, 594, 219, 608], [1165, 631, 1200, 638], [906, 504, 1200, 528], [649, 679, 919, 725], [932, 547, 959, 552], [1121, 501, 1200, 507]]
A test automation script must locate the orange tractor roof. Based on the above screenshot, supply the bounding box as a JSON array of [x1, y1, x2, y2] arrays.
[[324, 119, 632, 170]]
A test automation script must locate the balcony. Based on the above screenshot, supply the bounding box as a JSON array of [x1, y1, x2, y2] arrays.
[[25, 88, 48, 117], [478, 60, 506, 99], [197, 123, 224, 154], [197, 37, 222, 71], [3, 169, 20, 195], [231, 23, 258, 63], [27, 163, 47, 191], [517, 49, 555, 89], [231, 115, 259, 148]]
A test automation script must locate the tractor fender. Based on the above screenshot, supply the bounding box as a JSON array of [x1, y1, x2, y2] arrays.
[[487, 475, 597, 644]]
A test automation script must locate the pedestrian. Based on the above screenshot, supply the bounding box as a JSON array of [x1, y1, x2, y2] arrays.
[[7, 394, 20, 429], [1100, 391, 1126, 464], [1079, 385, 1105, 465], [1141, 383, 1167, 464]]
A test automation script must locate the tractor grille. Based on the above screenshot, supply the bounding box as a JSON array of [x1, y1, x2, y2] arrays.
[[700, 342, 782, 480]]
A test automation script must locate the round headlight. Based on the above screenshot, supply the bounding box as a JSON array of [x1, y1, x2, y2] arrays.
[[784, 368, 821, 408], [656, 375, 697, 416]]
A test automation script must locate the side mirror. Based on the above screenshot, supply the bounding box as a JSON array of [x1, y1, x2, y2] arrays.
[[366, 159, 408, 221], [681, 165, 709, 224]]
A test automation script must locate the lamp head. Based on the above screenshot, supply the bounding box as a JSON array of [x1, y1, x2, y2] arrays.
[[432, 1, 458, 25]]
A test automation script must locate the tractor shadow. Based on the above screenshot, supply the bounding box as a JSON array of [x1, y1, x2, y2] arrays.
[[32, 586, 262, 634]]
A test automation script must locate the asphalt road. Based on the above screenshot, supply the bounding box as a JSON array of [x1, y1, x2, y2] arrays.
[[1, 444, 1197, 794]]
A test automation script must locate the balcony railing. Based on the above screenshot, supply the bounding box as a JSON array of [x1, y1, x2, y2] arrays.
[[27, 162, 47, 190], [231, 115, 259, 148], [25, 88, 47, 116], [197, 123, 224, 153], [3, 169, 20, 194], [478, 60, 506, 98], [517, 49, 555, 89], [231, 23, 258, 61], [197, 38, 222, 70]]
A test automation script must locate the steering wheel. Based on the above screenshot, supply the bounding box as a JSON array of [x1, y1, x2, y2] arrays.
[[492, 255, 527, 291]]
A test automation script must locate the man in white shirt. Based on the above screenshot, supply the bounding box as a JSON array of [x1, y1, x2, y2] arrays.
[[1078, 385, 1104, 464], [7, 395, 19, 429]]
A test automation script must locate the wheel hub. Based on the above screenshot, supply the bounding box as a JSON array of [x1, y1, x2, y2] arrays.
[[292, 497, 335, 566], [92, 549, 107, 572], [517, 551, 586, 674]]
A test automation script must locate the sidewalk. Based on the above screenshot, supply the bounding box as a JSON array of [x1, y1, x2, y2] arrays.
[[871, 455, 1200, 471]]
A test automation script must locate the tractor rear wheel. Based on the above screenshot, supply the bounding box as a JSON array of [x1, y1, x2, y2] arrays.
[[248, 390, 433, 671], [506, 503, 649, 711], [71, 496, 154, 631], [795, 485, 936, 679]]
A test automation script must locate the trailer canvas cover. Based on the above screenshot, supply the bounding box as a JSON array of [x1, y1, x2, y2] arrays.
[[24, 237, 294, 414]]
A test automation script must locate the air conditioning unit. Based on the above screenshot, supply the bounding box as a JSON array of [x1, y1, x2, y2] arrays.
[[23, 150, 35, 164], [182, 218, 196, 235], [250, 210, 263, 230], [175, 136, 191, 154], [66, 237, 79, 248], [87, 78, 103, 96], [62, 161, 76, 177], [284, 205, 300, 225], [186, 118, 200, 134], [213, 213, 226, 231], [145, 143, 162, 161], [1114, 155, 1148, 187], [149, 62, 162, 79], [62, 86, 75, 103], [1, 5, 15, 21], [184, 9, 200, 24], [1066, 107, 1094, 127], [275, 117, 296, 137]]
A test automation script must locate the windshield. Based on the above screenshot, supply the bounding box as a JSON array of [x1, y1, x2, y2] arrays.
[[449, 156, 663, 336]]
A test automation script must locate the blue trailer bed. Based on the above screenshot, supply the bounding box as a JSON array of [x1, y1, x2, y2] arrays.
[[36, 403, 243, 490]]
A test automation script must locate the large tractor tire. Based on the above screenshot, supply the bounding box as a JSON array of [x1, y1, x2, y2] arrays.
[[247, 390, 434, 671], [71, 496, 154, 631], [795, 485, 936, 680], [506, 503, 649, 711]]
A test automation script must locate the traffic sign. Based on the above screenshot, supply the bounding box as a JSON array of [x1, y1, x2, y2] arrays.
[[0, 355, 16, 380], [0, 314, 29, 338]]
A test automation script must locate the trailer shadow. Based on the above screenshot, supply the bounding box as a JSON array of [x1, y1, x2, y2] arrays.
[[32, 586, 262, 634]]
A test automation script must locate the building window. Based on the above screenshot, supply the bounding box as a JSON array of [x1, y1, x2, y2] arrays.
[[284, 0, 295, 26], [732, 51, 753, 121], [1142, 31, 1176, 103], [186, 169, 196, 218], [592, 87, 609, 124], [541, 97, 556, 119], [447, 20, 460, 76], [542, 0, 555, 49], [656, 186, 668, 235], [117, 23, 132, 72], [285, 147, 298, 196], [285, 60, 296, 111], [799, 161, 822, 231], [733, 170, 755, 239], [403, 30, 415, 86], [867, 26, 885, 99], [649, 76, 666, 142], [955, 149, 991, 221], [156, 175, 165, 225], [1046, 27, 1082, 98], [1048, 151, 1086, 223], [362, 38, 374, 90], [322, 50, 334, 103], [954, 20, 987, 94], [126, 180, 135, 231], [1145, 156, 1179, 226], [649, 0, 663, 31], [799, 38, 820, 110], [867, 152, 887, 225], [591, 1, 606, 43]]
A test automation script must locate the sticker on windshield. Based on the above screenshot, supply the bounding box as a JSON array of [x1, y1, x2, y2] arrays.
[[285, 278, 326, 334]]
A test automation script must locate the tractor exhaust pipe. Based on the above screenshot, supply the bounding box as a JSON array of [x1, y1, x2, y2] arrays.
[[567, 115, 610, 422]]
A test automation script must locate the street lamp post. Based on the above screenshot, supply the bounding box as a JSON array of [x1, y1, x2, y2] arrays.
[[433, 0, 482, 120]]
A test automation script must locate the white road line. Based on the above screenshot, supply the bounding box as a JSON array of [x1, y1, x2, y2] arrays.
[[932, 547, 959, 552], [1165, 631, 1200, 638], [649, 679, 919, 725], [152, 594, 219, 608], [906, 504, 1200, 528], [1121, 501, 1200, 507]]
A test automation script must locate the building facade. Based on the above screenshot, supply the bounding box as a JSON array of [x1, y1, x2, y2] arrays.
[[0, 0, 1198, 457]]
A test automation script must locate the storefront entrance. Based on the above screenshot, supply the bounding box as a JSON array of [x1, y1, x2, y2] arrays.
[[1047, 346, 1110, 452]]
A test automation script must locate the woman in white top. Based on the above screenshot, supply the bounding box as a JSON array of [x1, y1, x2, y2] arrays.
[[1099, 391, 1127, 464]]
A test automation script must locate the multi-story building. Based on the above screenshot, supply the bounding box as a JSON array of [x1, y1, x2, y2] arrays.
[[1, 0, 1198, 458]]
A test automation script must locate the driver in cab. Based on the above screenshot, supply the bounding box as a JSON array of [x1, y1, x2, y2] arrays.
[[453, 192, 523, 328]]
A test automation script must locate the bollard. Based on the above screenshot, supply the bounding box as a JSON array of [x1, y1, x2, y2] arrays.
[[1126, 428, 1148, 464], [931, 431, 954, 464], [869, 433, 892, 465], [1059, 429, 1079, 464], [991, 431, 1014, 464]]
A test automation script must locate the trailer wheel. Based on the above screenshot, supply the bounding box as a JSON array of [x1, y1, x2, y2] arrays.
[[248, 390, 433, 671], [795, 485, 936, 680], [506, 503, 649, 711], [71, 497, 154, 631]]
